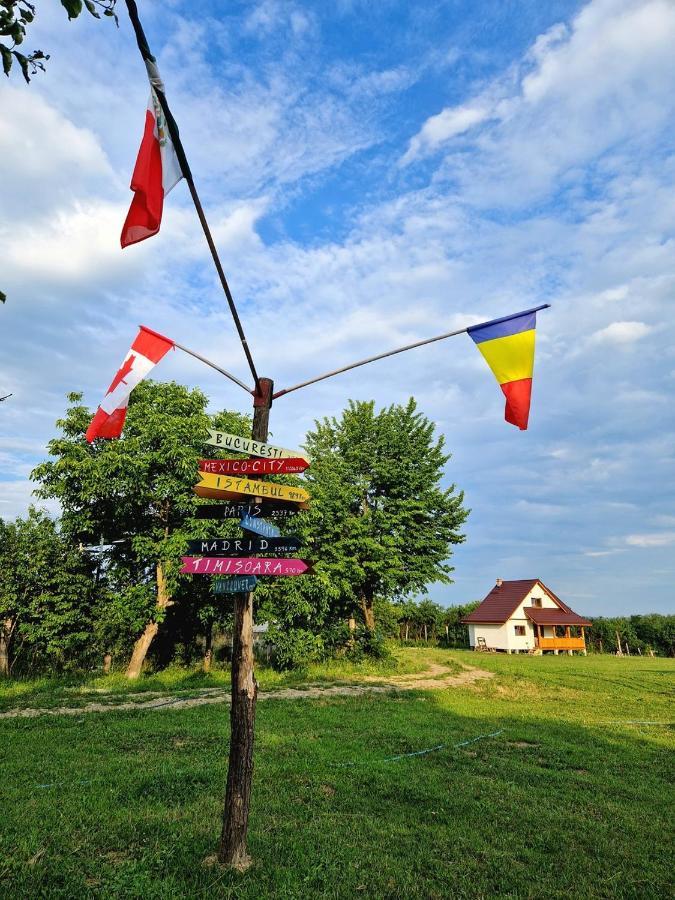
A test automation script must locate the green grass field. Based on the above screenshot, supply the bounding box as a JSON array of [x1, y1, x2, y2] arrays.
[[1, 650, 673, 898]]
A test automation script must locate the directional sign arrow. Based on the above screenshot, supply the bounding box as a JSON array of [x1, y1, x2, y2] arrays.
[[181, 557, 313, 576], [187, 536, 302, 556], [194, 487, 310, 509], [199, 457, 309, 475], [195, 472, 310, 505], [195, 503, 302, 520], [239, 515, 281, 538], [205, 429, 309, 462], [213, 575, 257, 594]]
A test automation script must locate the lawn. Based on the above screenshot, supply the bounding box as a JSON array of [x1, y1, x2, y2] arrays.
[[0, 650, 673, 898]]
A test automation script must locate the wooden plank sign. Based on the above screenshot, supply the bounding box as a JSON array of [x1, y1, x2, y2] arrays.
[[239, 515, 281, 538], [199, 458, 309, 475], [213, 575, 257, 594], [194, 485, 309, 509], [205, 429, 309, 462], [195, 503, 301, 520], [187, 537, 301, 556], [181, 557, 313, 576], [195, 472, 310, 505]]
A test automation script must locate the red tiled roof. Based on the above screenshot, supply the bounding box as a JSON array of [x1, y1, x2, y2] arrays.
[[461, 579, 589, 625], [524, 608, 592, 626], [462, 579, 538, 623]]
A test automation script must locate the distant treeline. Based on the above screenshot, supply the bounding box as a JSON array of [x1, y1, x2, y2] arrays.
[[585, 615, 674, 656], [380, 599, 675, 656]]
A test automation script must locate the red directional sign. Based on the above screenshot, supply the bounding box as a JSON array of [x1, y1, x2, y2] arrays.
[[181, 557, 313, 576], [199, 457, 309, 475]]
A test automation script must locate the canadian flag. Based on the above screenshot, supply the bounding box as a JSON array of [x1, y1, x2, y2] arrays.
[[120, 81, 183, 248], [86, 327, 174, 442]]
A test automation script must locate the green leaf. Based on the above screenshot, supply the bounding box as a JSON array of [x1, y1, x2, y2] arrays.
[[1, 43, 12, 75], [84, 0, 100, 18], [13, 49, 29, 83], [0, 288, 6, 303], [60, 0, 83, 20]]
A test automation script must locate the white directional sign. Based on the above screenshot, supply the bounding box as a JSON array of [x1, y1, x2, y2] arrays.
[[205, 429, 309, 462]]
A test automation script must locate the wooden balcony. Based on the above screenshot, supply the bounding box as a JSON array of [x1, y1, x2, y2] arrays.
[[536, 637, 585, 651]]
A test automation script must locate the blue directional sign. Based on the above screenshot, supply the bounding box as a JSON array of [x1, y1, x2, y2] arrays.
[[239, 515, 281, 538], [213, 575, 257, 594]]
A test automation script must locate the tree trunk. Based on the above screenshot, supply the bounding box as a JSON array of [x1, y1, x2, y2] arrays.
[[219, 377, 273, 870], [126, 560, 171, 679], [126, 621, 159, 679], [0, 617, 13, 676], [218, 589, 257, 869], [103, 653, 112, 674], [405, 622, 409, 641], [203, 622, 213, 673], [360, 588, 375, 631]]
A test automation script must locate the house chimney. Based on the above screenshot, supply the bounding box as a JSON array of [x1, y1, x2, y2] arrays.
[[496, 578, 503, 587]]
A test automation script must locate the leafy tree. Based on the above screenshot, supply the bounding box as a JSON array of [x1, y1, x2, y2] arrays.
[[1, 0, 117, 83], [31, 382, 250, 677], [0, 507, 94, 674], [265, 399, 468, 636], [442, 601, 480, 647]]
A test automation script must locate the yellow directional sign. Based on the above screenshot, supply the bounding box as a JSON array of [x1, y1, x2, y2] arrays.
[[195, 472, 311, 505], [205, 429, 309, 462]]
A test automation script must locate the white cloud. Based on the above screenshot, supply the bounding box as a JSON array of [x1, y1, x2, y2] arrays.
[[595, 285, 630, 304], [625, 532, 675, 548], [0, 85, 115, 218], [400, 104, 490, 165], [402, 0, 675, 205], [589, 321, 653, 344], [584, 549, 626, 557]]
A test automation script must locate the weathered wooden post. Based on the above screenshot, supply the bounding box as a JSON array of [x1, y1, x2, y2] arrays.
[[218, 377, 273, 870]]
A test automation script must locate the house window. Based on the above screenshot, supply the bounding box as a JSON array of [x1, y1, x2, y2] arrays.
[[531, 597, 542, 608], [514, 625, 526, 636]]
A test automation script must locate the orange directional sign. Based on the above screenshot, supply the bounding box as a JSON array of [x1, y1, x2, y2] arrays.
[[199, 457, 309, 475], [194, 472, 310, 505]]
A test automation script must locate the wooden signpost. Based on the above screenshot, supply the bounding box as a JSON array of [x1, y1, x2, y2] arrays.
[[205, 429, 309, 462], [195, 472, 310, 505], [186, 536, 301, 555], [182, 557, 313, 576], [195, 502, 301, 520], [199, 457, 309, 475], [190, 384, 312, 867], [213, 575, 257, 594]]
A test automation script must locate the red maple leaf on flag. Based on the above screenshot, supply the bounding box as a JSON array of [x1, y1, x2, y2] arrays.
[[106, 354, 136, 394]]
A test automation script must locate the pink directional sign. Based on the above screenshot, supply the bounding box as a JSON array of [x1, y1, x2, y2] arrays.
[[181, 557, 313, 576], [199, 457, 309, 475]]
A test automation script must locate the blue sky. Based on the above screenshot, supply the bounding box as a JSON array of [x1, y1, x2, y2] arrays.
[[1, 0, 674, 615]]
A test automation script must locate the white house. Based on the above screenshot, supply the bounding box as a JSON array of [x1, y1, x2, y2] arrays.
[[463, 578, 591, 655]]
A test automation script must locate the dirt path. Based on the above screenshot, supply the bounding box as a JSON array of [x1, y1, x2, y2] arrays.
[[0, 660, 492, 720]]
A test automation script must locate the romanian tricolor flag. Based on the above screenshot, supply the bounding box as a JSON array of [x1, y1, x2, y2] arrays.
[[468, 307, 543, 431]]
